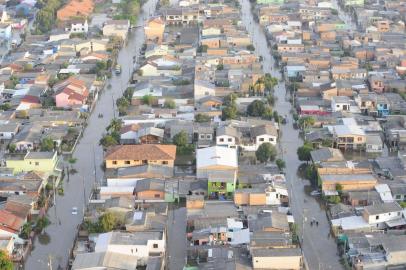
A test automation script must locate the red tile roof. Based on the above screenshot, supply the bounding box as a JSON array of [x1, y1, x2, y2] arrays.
[[105, 144, 177, 161]]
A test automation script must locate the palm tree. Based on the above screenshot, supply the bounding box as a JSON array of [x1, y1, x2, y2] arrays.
[[106, 118, 123, 133]]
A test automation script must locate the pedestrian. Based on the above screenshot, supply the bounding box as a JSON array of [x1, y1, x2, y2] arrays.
[[316, 221, 319, 226]]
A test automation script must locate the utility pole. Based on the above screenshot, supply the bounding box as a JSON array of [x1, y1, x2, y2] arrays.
[[112, 93, 116, 118], [92, 144, 97, 186], [82, 175, 86, 214]]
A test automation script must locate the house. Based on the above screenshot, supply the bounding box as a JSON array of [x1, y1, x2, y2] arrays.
[[136, 127, 164, 144], [57, 0, 94, 21], [0, 237, 14, 256], [216, 126, 241, 148], [120, 124, 140, 144], [72, 251, 139, 270], [102, 20, 130, 40], [144, 17, 165, 44], [234, 185, 288, 206], [91, 231, 165, 266], [310, 148, 344, 164], [195, 125, 214, 148], [329, 118, 366, 150], [251, 248, 302, 270], [104, 144, 176, 169], [54, 77, 89, 108], [318, 168, 377, 192], [134, 179, 165, 200], [365, 134, 383, 153], [5, 151, 59, 174], [331, 96, 351, 112], [64, 19, 89, 33], [363, 202, 404, 229], [0, 210, 25, 237], [248, 124, 278, 149], [0, 123, 19, 141], [196, 146, 238, 198]]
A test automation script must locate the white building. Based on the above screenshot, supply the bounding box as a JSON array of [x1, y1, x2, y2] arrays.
[[363, 202, 404, 229], [94, 231, 165, 266], [65, 19, 89, 34], [331, 96, 351, 112]]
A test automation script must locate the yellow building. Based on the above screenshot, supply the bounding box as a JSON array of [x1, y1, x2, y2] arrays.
[[144, 17, 165, 44], [104, 144, 176, 169], [6, 152, 59, 174]]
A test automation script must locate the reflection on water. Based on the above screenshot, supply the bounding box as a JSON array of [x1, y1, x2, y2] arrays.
[[38, 232, 51, 246]]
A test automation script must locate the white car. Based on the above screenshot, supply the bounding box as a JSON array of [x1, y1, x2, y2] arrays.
[[72, 207, 78, 215], [310, 190, 321, 196]]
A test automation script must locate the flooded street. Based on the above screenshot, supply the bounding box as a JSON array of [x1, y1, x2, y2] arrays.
[[23, 0, 158, 268], [239, 0, 343, 268]]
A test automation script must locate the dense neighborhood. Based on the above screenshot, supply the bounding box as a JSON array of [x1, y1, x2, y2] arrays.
[[0, 0, 405, 268]]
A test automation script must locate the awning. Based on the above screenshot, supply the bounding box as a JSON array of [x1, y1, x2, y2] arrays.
[[385, 218, 406, 228]]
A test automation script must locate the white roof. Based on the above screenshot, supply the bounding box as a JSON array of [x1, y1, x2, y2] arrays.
[[196, 146, 237, 169], [375, 184, 394, 203], [331, 216, 371, 231]]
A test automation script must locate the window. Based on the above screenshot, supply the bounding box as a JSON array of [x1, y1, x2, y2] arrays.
[[269, 138, 274, 142], [153, 243, 158, 248], [35, 162, 39, 166], [375, 215, 379, 220], [228, 138, 232, 142], [200, 134, 205, 139], [125, 161, 131, 165], [206, 135, 211, 139], [227, 238, 232, 242], [112, 161, 117, 165], [154, 194, 160, 198], [142, 160, 148, 164], [357, 137, 362, 142], [396, 195, 401, 200], [162, 161, 168, 165], [259, 138, 264, 142], [219, 138, 224, 142]]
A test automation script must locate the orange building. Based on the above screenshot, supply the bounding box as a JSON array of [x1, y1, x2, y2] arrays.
[[57, 0, 94, 21], [144, 17, 165, 44]]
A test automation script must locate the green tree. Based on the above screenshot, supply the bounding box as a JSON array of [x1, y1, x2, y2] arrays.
[[164, 98, 176, 109], [142, 94, 156, 105], [0, 103, 11, 111], [247, 100, 266, 117], [298, 116, 315, 130], [99, 212, 116, 232], [336, 183, 343, 195], [222, 104, 238, 120], [116, 97, 130, 108], [223, 93, 237, 107], [217, 64, 224, 70], [173, 131, 188, 147], [246, 44, 255, 51], [400, 202, 406, 208], [297, 143, 313, 163], [195, 113, 211, 123], [40, 137, 54, 151], [276, 159, 286, 171], [0, 250, 13, 270], [263, 73, 278, 92], [20, 222, 32, 239], [36, 216, 50, 232], [7, 144, 16, 153], [106, 118, 123, 133], [68, 157, 77, 169], [100, 135, 118, 148], [266, 94, 275, 106], [273, 111, 280, 123], [255, 143, 277, 163], [123, 87, 134, 101]]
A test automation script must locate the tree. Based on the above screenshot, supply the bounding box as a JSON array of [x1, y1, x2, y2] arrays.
[[335, 183, 343, 194], [297, 143, 313, 163], [142, 94, 156, 105], [20, 222, 32, 239], [99, 212, 116, 232], [0, 250, 12, 270], [7, 144, 16, 153], [40, 137, 54, 151], [35, 216, 50, 232], [276, 159, 286, 171], [273, 111, 280, 123], [217, 64, 224, 70], [247, 100, 266, 117], [164, 98, 176, 109], [99, 135, 118, 148], [298, 116, 315, 130], [255, 143, 277, 163], [266, 94, 275, 106], [68, 157, 77, 169], [246, 44, 255, 51], [263, 73, 278, 92], [106, 118, 123, 133], [0, 103, 11, 111], [123, 87, 134, 101], [222, 104, 238, 120], [195, 113, 211, 123], [173, 131, 188, 147], [223, 93, 237, 107]]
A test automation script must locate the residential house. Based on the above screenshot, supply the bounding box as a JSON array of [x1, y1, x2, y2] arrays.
[[5, 151, 59, 174], [329, 118, 366, 150], [104, 144, 176, 169], [56, 0, 94, 21], [363, 202, 404, 229], [144, 17, 165, 44], [318, 167, 377, 192], [136, 127, 164, 144], [120, 124, 140, 144], [248, 124, 278, 150], [196, 146, 238, 198], [102, 20, 130, 41], [216, 126, 241, 148], [331, 96, 351, 112], [134, 179, 165, 200], [310, 148, 345, 164], [64, 19, 89, 34], [251, 248, 302, 270], [0, 123, 19, 141], [54, 77, 89, 108]]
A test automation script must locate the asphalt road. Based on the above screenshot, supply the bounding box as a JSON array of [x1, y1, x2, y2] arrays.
[[23, 0, 158, 268], [166, 206, 187, 270], [239, 0, 343, 269]]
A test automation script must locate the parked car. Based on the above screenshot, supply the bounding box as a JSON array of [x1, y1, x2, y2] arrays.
[[115, 64, 122, 75], [72, 207, 78, 215]]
